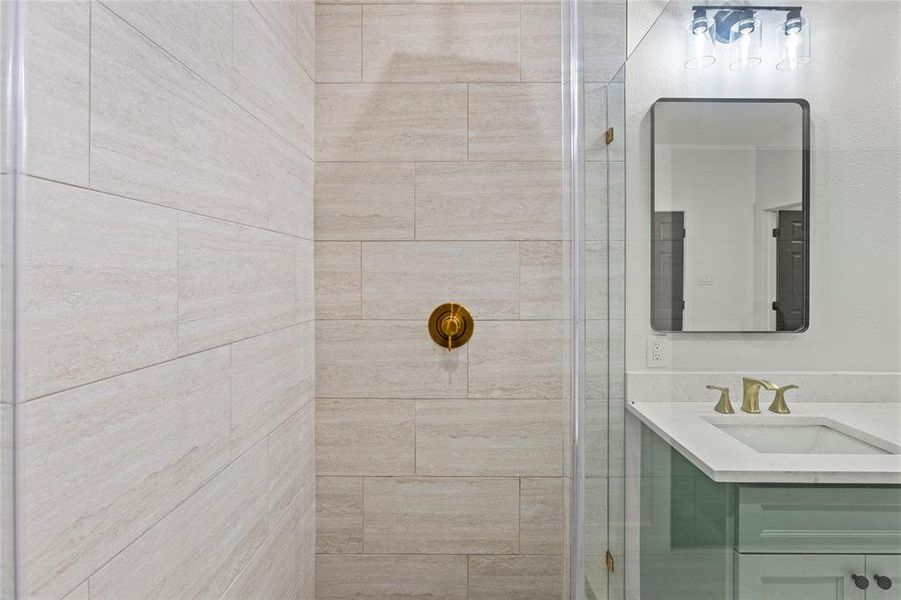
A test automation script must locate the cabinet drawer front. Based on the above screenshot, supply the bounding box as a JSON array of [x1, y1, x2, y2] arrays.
[[735, 553, 864, 600], [737, 486, 901, 554]]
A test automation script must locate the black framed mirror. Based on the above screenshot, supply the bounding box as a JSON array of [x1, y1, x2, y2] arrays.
[[650, 98, 810, 333]]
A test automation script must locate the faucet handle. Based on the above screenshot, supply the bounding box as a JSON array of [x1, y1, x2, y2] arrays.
[[768, 384, 798, 414], [707, 385, 734, 414]]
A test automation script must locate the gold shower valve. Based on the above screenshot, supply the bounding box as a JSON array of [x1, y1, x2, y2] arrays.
[[428, 303, 474, 351]]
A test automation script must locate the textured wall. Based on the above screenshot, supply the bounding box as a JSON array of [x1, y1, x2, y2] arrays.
[[312, 2, 602, 597], [17, 2, 315, 597]]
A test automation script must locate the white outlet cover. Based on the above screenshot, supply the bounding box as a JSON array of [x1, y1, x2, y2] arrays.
[[646, 335, 671, 368]]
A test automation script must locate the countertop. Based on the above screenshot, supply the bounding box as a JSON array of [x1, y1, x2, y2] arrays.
[[627, 402, 901, 484]]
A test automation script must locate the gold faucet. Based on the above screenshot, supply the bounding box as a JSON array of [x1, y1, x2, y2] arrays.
[[707, 385, 734, 414], [742, 377, 778, 414], [768, 384, 799, 414]]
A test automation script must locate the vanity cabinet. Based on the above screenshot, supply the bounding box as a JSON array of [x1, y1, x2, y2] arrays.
[[735, 554, 864, 599]]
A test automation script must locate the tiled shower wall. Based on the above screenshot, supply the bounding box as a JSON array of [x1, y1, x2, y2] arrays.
[[18, 2, 314, 598], [313, 2, 623, 598]]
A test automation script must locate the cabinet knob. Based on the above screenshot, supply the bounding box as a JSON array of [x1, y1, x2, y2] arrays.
[[875, 575, 893, 590], [852, 574, 870, 590]]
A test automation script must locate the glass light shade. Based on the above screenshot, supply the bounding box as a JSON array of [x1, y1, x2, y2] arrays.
[[777, 17, 811, 70], [684, 19, 715, 69], [729, 17, 762, 70]]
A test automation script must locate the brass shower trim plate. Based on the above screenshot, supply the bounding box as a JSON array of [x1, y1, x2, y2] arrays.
[[428, 303, 474, 351]]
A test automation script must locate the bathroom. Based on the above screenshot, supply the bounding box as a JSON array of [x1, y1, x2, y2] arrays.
[[0, 0, 898, 598]]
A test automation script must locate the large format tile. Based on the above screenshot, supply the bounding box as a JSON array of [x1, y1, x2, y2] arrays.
[[468, 84, 562, 161], [231, 324, 314, 457], [520, 242, 570, 320], [468, 321, 566, 398], [315, 162, 414, 240], [102, 0, 232, 93], [315, 242, 362, 319], [363, 477, 519, 553], [25, 1, 90, 185], [317, 399, 414, 475], [222, 518, 298, 600], [415, 400, 562, 476], [268, 133, 314, 238], [468, 555, 564, 600], [298, 0, 315, 79], [91, 4, 270, 228], [362, 5, 519, 82], [296, 474, 316, 600], [316, 477, 363, 553], [22, 179, 177, 399], [89, 443, 269, 599], [316, 4, 362, 82], [316, 321, 467, 398], [267, 401, 315, 531], [316, 554, 467, 600], [316, 84, 467, 161], [414, 162, 563, 241], [18, 349, 229, 599], [250, 0, 300, 64], [520, 478, 564, 555], [520, 4, 561, 82], [232, 0, 314, 157], [177, 213, 297, 354], [297, 239, 315, 323], [362, 241, 519, 319], [585, 1, 627, 83]]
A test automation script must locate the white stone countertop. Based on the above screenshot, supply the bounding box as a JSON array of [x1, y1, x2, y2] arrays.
[[627, 402, 901, 484]]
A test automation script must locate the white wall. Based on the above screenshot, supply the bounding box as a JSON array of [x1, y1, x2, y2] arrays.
[[626, 1, 901, 381]]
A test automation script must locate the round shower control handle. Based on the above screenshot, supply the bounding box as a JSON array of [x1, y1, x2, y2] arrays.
[[875, 575, 893, 590], [852, 574, 870, 590]]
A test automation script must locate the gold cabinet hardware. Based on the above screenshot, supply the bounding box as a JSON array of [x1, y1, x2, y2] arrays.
[[707, 385, 734, 414], [605, 127, 615, 145], [741, 377, 778, 414], [768, 384, 798, 414], [428, 303, 473, 351], [605, 550, 615, 572]]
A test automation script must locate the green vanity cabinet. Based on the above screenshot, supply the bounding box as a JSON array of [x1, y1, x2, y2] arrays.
[[639, 424, 901, 600]]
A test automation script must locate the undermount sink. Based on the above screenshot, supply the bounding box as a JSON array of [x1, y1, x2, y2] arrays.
[[711, 421, 893, 455]]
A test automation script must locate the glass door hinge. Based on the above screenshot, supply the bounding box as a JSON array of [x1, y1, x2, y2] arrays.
[[605, 550, 615, 572], [605, 128, 615, 145]]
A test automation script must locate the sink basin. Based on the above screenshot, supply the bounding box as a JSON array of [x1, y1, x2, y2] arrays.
[[713, 422, 892, 455]]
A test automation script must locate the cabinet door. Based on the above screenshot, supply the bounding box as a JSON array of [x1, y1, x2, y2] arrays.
[[736, 554, 866, 600], [867, 555, 901, 599]]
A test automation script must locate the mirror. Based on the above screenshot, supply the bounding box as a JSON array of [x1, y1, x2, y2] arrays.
[[650, 98, 809, 333]]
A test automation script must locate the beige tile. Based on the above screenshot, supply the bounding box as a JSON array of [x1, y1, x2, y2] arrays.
[[608, 82, 625, 162], [364, 477, 519, 554], [520, 242, 570, 320], [585, 477, 609, 555], [315, 162, 414, 240], [585, 83, 608, 162], [25, 1, 90, 185], [91, 4, 270, 228], [232, 0, 314, 157], [320, 0, 521, 3], [18, 349, 229, 599], [316, 5, 361, 82], [177, 213, 297, 354], [61, 581, 89, 600], [586, 161, 608, 241], [222, 517, 297, 600], [267, 400, 315, 530], [102, 0, 232, 93], [585, 1, 627, 83], [89, 442, 268, 599], [520, 4, 561, 82], [316, 321, 467, 398], [316, 84, 467, 161], [362, 241, 519, 319], [317, 399, 414, 476], [315, 242, 362, 319], [316, 554, 467, 600], [362, 5, 519, 82], [415, 400, 562, 476], [21, 178, 178, 399], [297, 239, 315, 323], [316, 477, 363, 553], [521, 478, 564, 555], [296, 476, 316, 599], [586, 320, 609, 400], [468, 321, 566, 399], [268, 133, 314, 238], [250, 0, 300, 62], [468, 84, 562, 161], [586, 241, 609, 319], [298, 0, 315, 79], [468, 555, 564, 600], [414, 162, 562, 241], [231, 324, 314, 457]]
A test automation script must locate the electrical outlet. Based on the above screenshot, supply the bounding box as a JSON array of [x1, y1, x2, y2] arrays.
[[646, 335, 671, 368]]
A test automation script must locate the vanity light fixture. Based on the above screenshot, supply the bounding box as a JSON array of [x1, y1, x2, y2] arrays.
[[685, 5, 810, 71]]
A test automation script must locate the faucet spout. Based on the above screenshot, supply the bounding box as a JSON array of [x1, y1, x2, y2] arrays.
[[741, 377, 777, 414]]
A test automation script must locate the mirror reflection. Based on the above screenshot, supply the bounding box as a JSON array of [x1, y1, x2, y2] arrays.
[[651, 99, 809, 332]]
